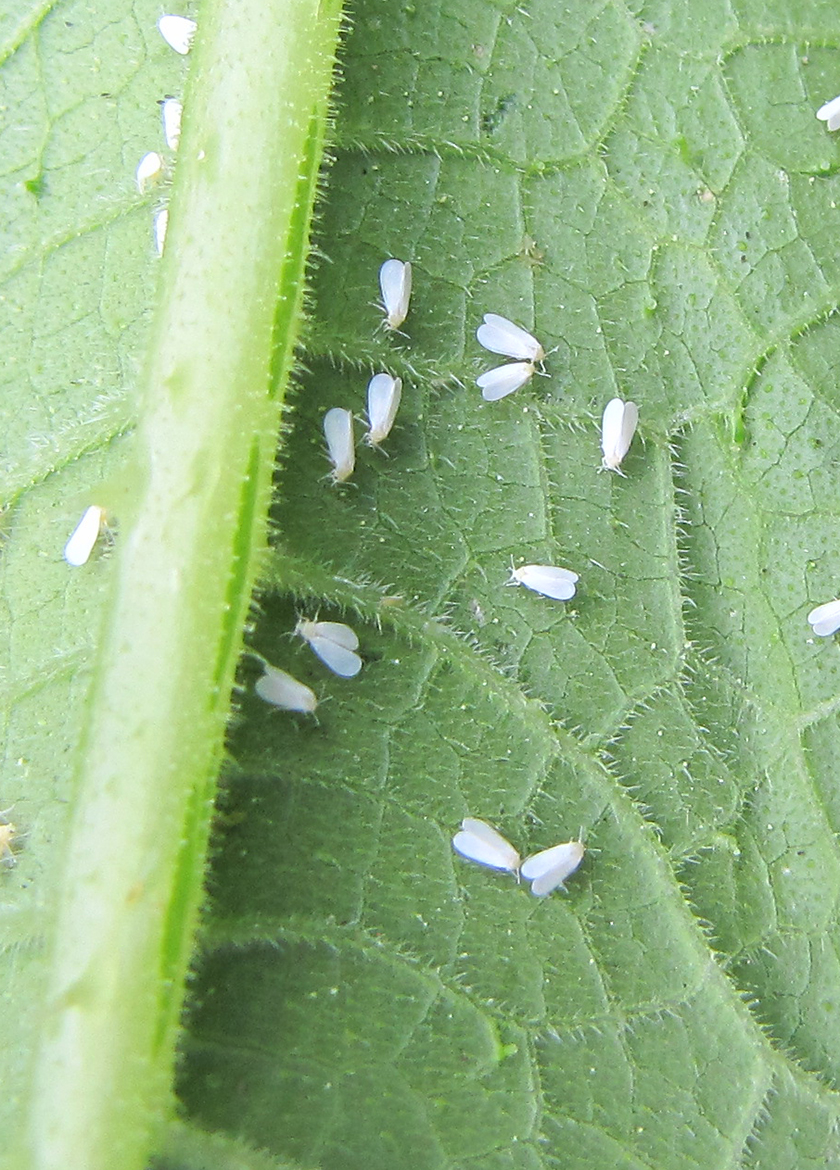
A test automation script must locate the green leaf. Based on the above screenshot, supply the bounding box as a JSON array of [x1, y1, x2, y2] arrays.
[[5, 0, 840, 1168], [175, 1, 840, 1166]]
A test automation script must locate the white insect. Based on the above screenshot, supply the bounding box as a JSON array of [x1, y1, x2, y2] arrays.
[[452, 818, 521, 875], [157, 14, 197, 55], [64, 506, 106, 567], [507, 563, 578, 601], [817, 94, 840, 132], [323, 407, 356, 483], [365, 374, 402, 446], [296, 618, 362, 678], [136, 151, 163, 193], [600, 397, 639, 473], [476, 313, 545, 363], [808, 600, 840, 637], [255, 664, 318, 714], [520, 839, 585, 897], [154, 208, 169, 256], [477, 361, 536, 402], [379, 259, 412, 331], [161, 97, 183, 150]]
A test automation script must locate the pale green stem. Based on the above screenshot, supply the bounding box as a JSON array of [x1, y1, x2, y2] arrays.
[[23, 1, 343, 1167]]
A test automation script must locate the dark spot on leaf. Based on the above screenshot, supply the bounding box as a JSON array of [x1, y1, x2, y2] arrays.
[[481, 93, 517, 135]]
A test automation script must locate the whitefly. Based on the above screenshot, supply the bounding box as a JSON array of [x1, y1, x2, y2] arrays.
[[136, 151, 163, 193], [452, 818, 521, 875], [161, 97, 183, 150], [365, 374, 402, 447], [477, 361, 536, 402], [158, 14, 197, 55], [255, 664, 318, 715], [323, 407, 356, 484], [600, 397, 639, 473], [476, 313, 545, 362], [379, 259, 412, 331], [808, 599, 840, 637], [154, 208, 169, 256], [64, 505, 106, 567], [507, 562, 579, 601], [520, 839, 585, 897], [817, 94, 840, 132]]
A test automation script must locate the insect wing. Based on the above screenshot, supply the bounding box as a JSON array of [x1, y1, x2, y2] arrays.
[[476, 313, 544, 361], [307, 621, 359, 651], [0, 818, 17, 865], [379, 259, 412, 329], [308, 635, 362, 678], [601, 398, 638, 470], [520, 841, 585, 896], [64, 506, 105, 567], [452, 818, 520, 873], [808, 600, 840, 637], [817, 95, 840, 129], [162, 98, 183, 149], [513, 564, 578, 600], [154, 209, 169, 256], [323, 407, 355, 482], [618, 400, 639, 456], [366, 374, 402, 444], [136, 151, 163, 193], [477, 361, 535, 401], [256, 666, 317, 714], [158, 14, 197, 54]]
